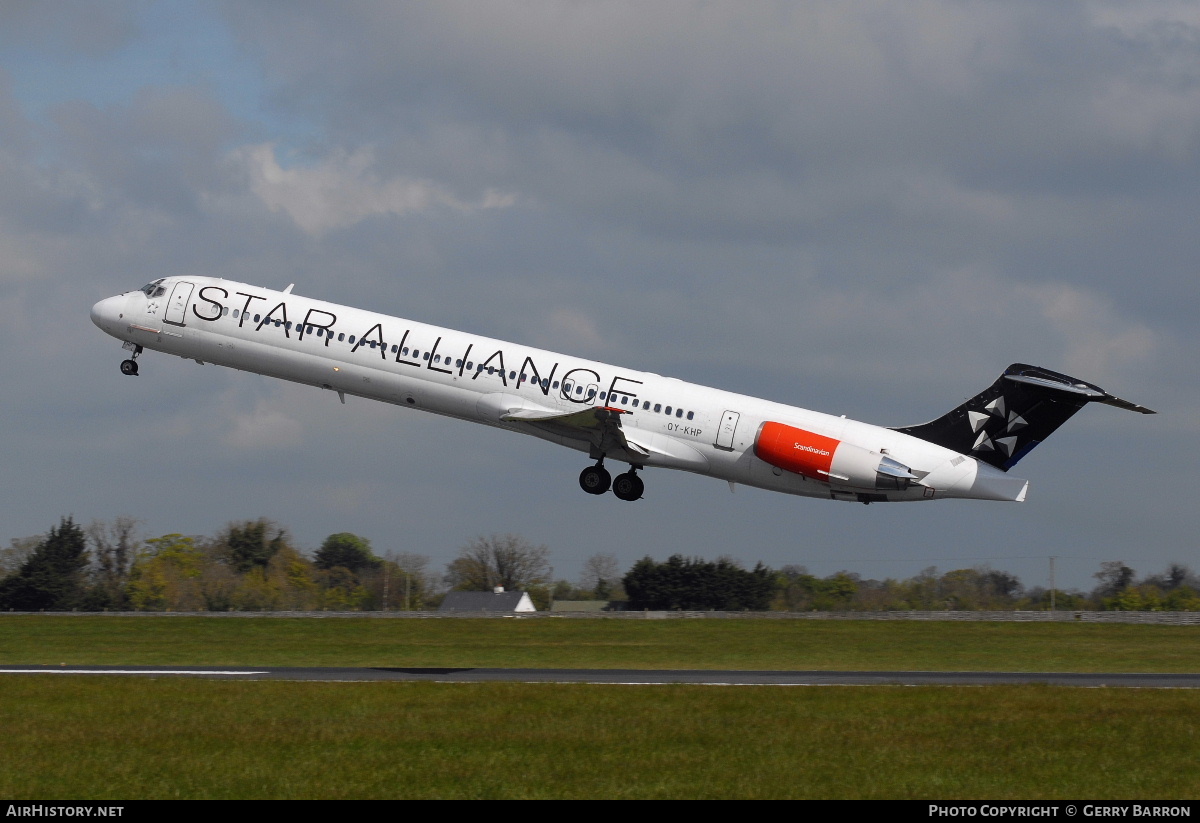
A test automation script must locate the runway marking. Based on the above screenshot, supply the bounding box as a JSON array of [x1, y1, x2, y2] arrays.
[[2, 667, 1197, 687], [0, 669, 266, 676]]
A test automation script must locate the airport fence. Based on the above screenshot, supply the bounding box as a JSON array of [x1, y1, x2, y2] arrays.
[[3, 610, 1200, 623]]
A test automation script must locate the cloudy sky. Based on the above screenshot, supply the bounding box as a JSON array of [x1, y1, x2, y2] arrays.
[[2, 1, 1195, 592]]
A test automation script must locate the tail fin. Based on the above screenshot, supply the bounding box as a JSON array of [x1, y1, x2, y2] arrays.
[[892, 363, 1155, 471]]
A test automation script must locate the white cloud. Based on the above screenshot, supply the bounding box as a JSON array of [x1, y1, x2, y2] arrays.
[[223, 400, 304, 451], [1030, 282, 1158, 379], [539, 307, 605, 352], [233, 143, 515, 236]]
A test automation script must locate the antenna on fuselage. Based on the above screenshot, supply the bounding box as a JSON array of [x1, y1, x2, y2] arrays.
[[283, 284, 294, 294]]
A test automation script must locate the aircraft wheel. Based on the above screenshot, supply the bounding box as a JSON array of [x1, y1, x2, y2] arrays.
[[579, 465, 611, 495], [120, 359, 139, 376], [613, 471, 644, 501]]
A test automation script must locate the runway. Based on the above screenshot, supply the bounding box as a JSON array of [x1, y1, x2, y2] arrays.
[[2, 665, 1198, 687]]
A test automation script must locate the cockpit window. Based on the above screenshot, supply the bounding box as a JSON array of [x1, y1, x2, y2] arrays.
[[139, 279, 166, 297]]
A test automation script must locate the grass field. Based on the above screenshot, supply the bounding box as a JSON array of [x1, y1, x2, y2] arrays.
[[1, 617, 1198, 799], [1, 678, 1198, 799], [2, 615, 1199, 671]]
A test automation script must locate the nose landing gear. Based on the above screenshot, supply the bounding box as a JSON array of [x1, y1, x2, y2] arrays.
[[119, 344, 143, 376]]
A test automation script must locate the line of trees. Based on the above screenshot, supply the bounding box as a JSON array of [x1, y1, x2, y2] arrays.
[[0, 518, 434, 612], [1, 516, 1197, 612]]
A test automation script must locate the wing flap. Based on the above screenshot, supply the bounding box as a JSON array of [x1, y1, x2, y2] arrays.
[[501, 405, 653, 463], [499, 403, 708, 471]]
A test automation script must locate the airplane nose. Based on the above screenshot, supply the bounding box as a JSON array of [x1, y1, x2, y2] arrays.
[[91, 295, 123, 330]]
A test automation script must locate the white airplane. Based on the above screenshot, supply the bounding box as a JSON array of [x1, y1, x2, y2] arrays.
[[91, 277, 1154, 504]]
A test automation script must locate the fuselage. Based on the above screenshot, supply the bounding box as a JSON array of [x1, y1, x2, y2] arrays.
[[90, 276, 1029, 504]]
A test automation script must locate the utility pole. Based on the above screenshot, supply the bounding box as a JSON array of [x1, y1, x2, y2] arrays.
[[1049, 556, 1056, 612]]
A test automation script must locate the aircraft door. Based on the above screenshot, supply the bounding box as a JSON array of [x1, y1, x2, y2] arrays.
[[715, 410, 740, 451], [163, 281, 194, 327]]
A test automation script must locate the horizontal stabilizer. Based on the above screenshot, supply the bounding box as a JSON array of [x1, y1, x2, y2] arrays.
[[892, 363, 1155, 471]]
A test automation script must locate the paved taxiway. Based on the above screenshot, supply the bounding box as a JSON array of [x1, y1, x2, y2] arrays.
[[2, 666, 1198, 687]]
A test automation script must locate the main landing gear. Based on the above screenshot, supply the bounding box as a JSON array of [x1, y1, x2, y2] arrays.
[[612, 470, 644, 502], [579, 461, 611, 495], [578, 458, 643, 501], [119, 344, 143, 376]]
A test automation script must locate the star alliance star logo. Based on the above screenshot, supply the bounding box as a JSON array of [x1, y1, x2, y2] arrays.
[[967, 396, 1028, 457]]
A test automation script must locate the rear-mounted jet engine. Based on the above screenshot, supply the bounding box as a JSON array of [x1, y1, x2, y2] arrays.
[[754, 421, 917, 493]]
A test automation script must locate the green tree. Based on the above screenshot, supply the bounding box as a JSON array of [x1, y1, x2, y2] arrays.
[[0, 518, 90, 611], [215, 519, 287, 573], [314, 533, 380, 573], [771, 567, 859, 611], [938, 567, 1023, 610], [1163, 587, 1200, 611], [623, 555, 775, 611], [317, 566, 370, 610], [126, 534, 208, 611]]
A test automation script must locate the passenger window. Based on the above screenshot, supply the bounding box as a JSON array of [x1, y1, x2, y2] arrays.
[[686, 411, 694, 420], [349, 335, 356, 344], [456, 359, 463, 368], [587, 389, 596, 399], [665, 406, 672, 415], [552, 381, 560, 389], [391, 345, 397, 353], [423, 352, 430, 361], [542, 379, 550, 389], [233, 310, 240, 318], [254, 315, 261, 323], [509, 371, 516, 379], [338, 333, 345, 342], [466, 361, 473, 370], [222, 307, 229, 317], [676, 409, 683, 418], [576, 386, 583, 394], [599, 392, 606, 400], [643, 401, 651, 410], [654, 404, 662, 413], [413, 350, 420, 358]]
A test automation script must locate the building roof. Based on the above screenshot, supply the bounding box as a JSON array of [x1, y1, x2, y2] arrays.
[[439, 590, 536, 612]]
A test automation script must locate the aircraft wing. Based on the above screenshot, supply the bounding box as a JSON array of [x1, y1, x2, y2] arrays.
[[502, 406, 651, 462]]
